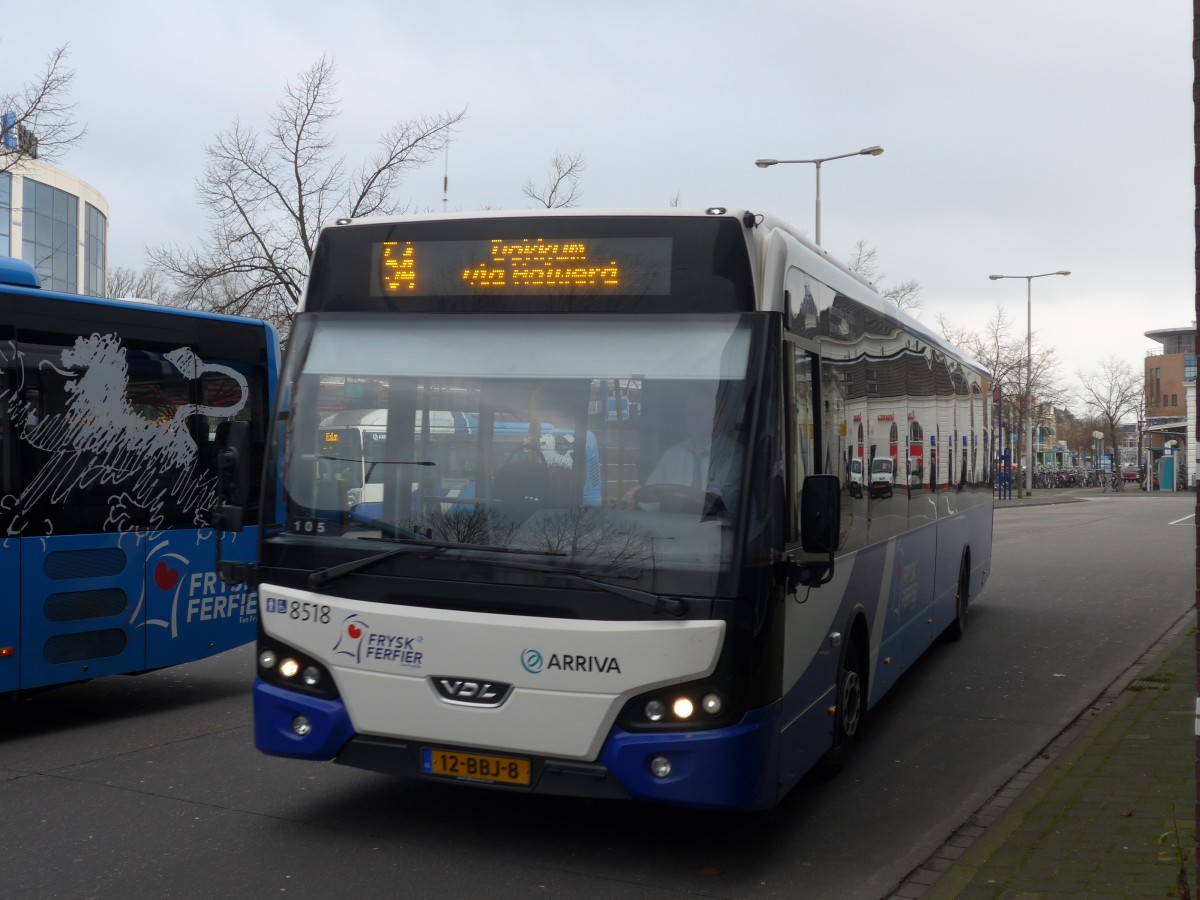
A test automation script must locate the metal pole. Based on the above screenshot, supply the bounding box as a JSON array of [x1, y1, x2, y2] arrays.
[[814, 160, 823, 246], [1025, 277, 1033, 498]]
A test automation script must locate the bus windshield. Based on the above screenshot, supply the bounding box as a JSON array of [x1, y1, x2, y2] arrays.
[[278, 313, 755, 596]]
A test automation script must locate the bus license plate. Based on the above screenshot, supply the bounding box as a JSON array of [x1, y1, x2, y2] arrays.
[[421, 748, 531, 786]]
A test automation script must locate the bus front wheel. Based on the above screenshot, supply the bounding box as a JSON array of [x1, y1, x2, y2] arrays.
[[819, 635, 865, 777]]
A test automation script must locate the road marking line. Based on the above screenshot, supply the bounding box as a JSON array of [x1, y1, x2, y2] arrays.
[[1168, 513, 1195, 525]]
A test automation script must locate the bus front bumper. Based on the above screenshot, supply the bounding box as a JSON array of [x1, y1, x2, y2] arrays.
[[254, 679, 781, 811]]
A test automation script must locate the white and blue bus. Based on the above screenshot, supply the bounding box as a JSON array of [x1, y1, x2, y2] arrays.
[[239, 209, 992, 810], [0, 256, 279, 695]]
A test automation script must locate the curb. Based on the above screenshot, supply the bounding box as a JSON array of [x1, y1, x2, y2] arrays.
[[889, 610, 1196, 899]]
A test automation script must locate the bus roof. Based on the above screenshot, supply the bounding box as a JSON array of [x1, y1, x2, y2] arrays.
[[0, 256, 278, 332], [308, 209, 987, 380], [0, 256, 41, 288]]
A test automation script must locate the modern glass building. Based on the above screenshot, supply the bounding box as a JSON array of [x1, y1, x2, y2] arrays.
[[0, 158, 108, 296]]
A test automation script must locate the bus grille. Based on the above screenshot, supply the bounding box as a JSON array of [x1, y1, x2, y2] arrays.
[[44, 548, 128, 580], [43, 629, 128, 664], [44, 589, 128, 622]]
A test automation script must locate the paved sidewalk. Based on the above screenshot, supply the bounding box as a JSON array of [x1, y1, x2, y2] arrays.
[[893, 616, 1197, 899], [993, 484, 1188, 508]]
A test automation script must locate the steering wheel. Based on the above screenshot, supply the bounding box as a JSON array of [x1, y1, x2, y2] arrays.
[[635, 483, 725, 515], [502, 442, 547, 467]]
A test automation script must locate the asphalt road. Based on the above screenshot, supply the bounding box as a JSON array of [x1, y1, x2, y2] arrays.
[[0, 491, 1193, 899]]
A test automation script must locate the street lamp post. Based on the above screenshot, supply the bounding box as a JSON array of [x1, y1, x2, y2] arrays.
[[988, 271, 1071, 498], [754, 146, 884, 246]]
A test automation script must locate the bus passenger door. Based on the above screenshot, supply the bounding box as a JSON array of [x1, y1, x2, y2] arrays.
[[0, 540, 17, 692], [19, 534, 146, 690]]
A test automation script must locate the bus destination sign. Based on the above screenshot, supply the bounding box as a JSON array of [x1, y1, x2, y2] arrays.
[[374, 237, 671, 297]]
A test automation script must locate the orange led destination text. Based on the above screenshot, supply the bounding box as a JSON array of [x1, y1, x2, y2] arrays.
[[381, 242, 416, 292], [462, 239, 620, 289]]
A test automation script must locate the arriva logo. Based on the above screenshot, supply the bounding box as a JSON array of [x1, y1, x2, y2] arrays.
[[520, 647, 622, 675]]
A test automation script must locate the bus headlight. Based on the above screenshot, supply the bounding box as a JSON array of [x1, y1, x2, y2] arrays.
[[256, 640, 339, 699], [620, 684, 734, 731], [649, 756, 672, 778]]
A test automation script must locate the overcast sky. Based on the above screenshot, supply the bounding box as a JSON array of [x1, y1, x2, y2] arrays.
[[7, 1, 1192, 403]]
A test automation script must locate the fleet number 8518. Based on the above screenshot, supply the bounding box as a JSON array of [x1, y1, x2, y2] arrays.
[[289, 601, 331, 624]]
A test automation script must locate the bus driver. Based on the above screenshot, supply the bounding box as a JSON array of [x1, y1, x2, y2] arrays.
[[632, 388, 744, 514]]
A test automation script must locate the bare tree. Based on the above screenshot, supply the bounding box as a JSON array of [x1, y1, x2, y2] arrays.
[[149, 56, 465, 335], [106, 266, 173, 303], [1076, 356, 1142, 489], [845, 239, 924, 315], [0, 45, 86, 172], [522, 151, 586, 208], [939, 304, 1068, 472]]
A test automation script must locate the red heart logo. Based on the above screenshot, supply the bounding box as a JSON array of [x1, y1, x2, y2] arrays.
[[347, 623, 362, 639], [154, 562, 179, 591]]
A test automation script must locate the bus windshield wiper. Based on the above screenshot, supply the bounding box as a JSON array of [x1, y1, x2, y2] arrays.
[[307, 535, 568, 589], [307, 542, 445, 589], [435, 554, 688, 617]]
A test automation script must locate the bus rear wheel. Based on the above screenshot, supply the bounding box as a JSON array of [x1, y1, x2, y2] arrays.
[[945, 555, 970, 642]]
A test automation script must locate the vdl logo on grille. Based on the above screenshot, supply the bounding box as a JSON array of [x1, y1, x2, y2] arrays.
[[431, 677, 512, 707]]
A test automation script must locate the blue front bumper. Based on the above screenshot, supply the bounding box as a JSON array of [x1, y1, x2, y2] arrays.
[[254, 679, 781, 811]]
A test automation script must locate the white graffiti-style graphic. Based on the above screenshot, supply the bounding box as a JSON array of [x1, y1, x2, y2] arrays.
[[0, 333, 249, 538]]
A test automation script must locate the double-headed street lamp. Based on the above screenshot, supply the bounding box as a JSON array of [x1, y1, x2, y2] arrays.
[[754, 146, 884, 246], [988, 270, 1071, 498]]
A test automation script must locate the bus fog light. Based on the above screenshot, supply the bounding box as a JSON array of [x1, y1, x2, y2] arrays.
[[645, 700, 665, 722], [258, 649, 277, 670], [291, 716, 313, 736], [279, 658, 300, 679], [701, 692, 723, 715], [301, 666, 322, 687], [672, 697, 695, 719], [649, 755, 672, 778]]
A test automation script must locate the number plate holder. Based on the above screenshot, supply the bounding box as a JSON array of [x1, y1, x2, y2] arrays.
[[421, 747, 532, 786]]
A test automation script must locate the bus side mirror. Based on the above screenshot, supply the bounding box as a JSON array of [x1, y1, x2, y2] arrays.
[[211, 420, 250, 534], [801, 474, 839, 555], [791, 474, 839, 588]]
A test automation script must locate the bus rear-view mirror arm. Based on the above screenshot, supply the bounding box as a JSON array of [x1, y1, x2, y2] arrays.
[[210, 420, 252, 585]]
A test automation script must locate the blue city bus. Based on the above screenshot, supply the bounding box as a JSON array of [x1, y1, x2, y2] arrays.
[[0, 256, 279, 695], [234, 210, 992, 811]]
